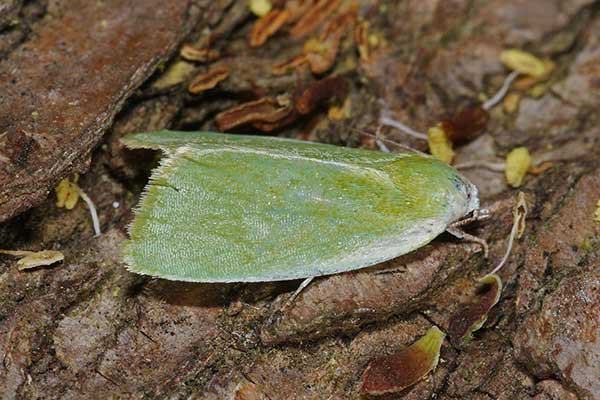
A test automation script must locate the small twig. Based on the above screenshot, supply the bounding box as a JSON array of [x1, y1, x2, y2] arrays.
[[482, 71, 519, 111], [487, 192, 528, 275], [454, 160, 507, 172], [77, 188, 101, 237]]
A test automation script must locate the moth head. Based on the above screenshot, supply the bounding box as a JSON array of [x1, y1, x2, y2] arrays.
[[463, 179, 480, 214], [452, 174, 480, 223]]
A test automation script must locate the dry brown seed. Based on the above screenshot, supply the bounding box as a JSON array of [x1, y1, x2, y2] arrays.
[[188, 67, 230, 93], [215, 96, 293, 131], [289, 0, 341, 38], [180, 44, 220, 63], [250, 8, 290, 47], [303, 9, 355, 74]]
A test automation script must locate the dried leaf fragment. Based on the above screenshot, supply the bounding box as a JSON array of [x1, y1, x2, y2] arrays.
[[505, 147, 532, 187], [56, 175, 80, 209], [0, 249, 64, 270], [440, 105, 489, 144], [427, 124, 455, 164], [361, 326, 445, 395], [500, 49, 553, 79], [447, 274, 502, 344], [215, 96, 293, 131], [188, 67, 230, 93], [295, 75, 347, 114], [514, 191, 528, 238], [180, 45, 220, 63], [248, 0, 272, 17], [250, 8, 289, 47], [289, 0, 341, 38]]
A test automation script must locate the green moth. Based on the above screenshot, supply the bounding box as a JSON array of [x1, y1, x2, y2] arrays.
[[122, 131, 482, 283]]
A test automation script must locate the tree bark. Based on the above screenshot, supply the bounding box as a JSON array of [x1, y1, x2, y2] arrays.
[[1, 1, 599, 399]]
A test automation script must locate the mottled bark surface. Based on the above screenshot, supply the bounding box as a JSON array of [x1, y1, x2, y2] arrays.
[[1, 1, 599, 399]]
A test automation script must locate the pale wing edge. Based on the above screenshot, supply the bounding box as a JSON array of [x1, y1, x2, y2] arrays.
[[124, 218, 447, 283]]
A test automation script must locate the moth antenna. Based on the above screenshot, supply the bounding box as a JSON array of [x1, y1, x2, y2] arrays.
[[379, 115, 428, 140], [482, 71, 519, 111], [350, 126, 427, 155]]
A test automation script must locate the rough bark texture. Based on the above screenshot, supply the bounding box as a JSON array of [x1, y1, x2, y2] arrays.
[[1, 0, 599, 399]]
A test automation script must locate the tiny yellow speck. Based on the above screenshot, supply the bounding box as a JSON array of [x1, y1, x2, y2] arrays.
[[505, 147, 531, 187], [427, 124, 454, 164], [304, 38, 327, 54], [500, 49, 553, 79], [503, 92, 521, 113], [152, 61, 196, 89], [594, 200, 600, 223], [328, 98, 351, 121], [56, 175, 80, 210], [248, 0, 272, 17]]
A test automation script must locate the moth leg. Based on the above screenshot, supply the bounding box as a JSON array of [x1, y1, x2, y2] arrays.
[[452, 209, 491, 227], [283, 276, 314, 309], [446, 225, 489, 258]]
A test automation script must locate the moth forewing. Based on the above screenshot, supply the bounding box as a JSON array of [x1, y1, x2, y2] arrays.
[[122, 131, 480, 283]]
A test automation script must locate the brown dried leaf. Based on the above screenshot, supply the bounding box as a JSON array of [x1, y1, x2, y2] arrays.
[[439, 105, 489, 144], [188, 67, 230, 93], [447, 274, 503, 344], [180, 44, 220, 63], [215, 96, 293, 131], [361, 326, 445, 396], [250, 9, 290, 47], [289, 0, 341, 38], [295, 75, 347, 114], [272, 54, 308, 75]]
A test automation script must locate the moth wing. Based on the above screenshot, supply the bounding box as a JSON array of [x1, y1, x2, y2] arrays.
[[122, 130, 400, 165], [123, 144, 450, 282]]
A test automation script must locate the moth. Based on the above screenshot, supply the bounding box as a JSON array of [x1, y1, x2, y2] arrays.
[[122, 131, 486, 290]]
